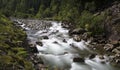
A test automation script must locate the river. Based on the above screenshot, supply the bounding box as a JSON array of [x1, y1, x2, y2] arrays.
[[14, 19, 120, 70]]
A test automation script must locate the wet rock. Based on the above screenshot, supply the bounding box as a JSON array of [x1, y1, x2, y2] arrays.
[[14, 20, 23, 25], [116, 59, 120, 64], [70, 28, 86, 35], [64, 52, 68, 54], [31, 55, 46, 70], [73, 57, 84, 63], [82, 33, 88, 41], [73, 35, 81, 42], [29, 44, 38, 53], [89, 54, 96, 59], [99, 55, 105, 60], [104, 44, 114, 51], [42, 36, 49, 39], [53, 41, 58, 44], [63, 39, 67, 43], [29, 43, 36, 47], [36, 41, 43, 46], [100, 61, 106, 64]]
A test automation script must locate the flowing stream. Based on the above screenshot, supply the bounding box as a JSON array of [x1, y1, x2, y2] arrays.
[[14, 19, 119, 70]]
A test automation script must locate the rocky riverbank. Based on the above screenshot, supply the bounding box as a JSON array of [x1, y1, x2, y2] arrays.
[[61, 1, 120, 67], [13, 17, 120, 70]]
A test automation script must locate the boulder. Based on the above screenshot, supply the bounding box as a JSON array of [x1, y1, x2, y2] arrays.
[[29, 44, 38, 53], [63, 39, 67, 43], [104, 44, 114, 51], [53, 41, 58, 44], [73, 35, 81, 42], [29, 43, 36, 47], [42, 36, 49, 39], [73, 57, 84, 63], [36, 41, 43, 46]]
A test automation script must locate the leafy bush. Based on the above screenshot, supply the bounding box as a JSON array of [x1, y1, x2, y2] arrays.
[[77, 10, 106, 35]]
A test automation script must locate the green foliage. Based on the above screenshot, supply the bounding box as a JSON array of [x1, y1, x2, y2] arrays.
[[85, 1, 96, 12], [0, 14, 34, 69], [77, 10, 106, 35], [90, 13, 105, 35], [77, 11, 93, 28]]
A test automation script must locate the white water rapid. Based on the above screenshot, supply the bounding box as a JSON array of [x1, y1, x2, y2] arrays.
[[15, 20, 119, 70]]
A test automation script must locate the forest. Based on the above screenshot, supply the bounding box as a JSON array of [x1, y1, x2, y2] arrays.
[[0, 0, 117, 35]]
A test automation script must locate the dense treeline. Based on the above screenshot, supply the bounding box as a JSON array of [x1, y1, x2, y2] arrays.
[[0, 0, 119, 35], [0, 0, 116, 18]]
